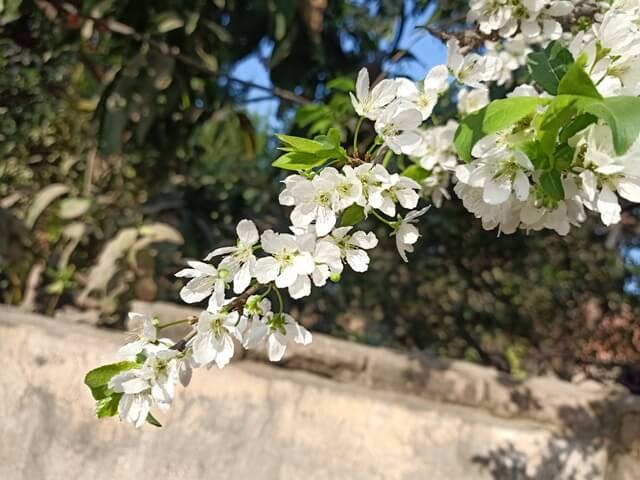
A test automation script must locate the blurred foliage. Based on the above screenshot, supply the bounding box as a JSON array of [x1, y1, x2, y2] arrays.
[[2, 0, 640, 386]]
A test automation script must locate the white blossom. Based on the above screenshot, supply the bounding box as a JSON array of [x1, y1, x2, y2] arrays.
[[254, 230, 315, 298], [457, 87, 490, 116], [379, 174, 421, 217], [394, 207, 429, 262], [245, 312, 312, 362], [374, 100, 424, 155], [395, 65, 449, 120], [350, 68, 398, 120], [447, 39, 503, 88], [327, 227, 378, 272], [287, 169, 342, 236], [175, 260, 229, 305], [204, 219, 259, 294], [191, 298, 240, 368], [109, 348, 180, 427]]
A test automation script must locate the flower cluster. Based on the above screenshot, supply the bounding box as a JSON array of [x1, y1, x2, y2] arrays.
[[85, 1, 640, 428]]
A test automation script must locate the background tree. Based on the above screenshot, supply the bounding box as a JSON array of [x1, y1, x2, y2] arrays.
[[2, 0, 640, 387]]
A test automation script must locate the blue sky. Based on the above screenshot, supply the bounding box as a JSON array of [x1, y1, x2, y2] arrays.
[[228, 2, 447, 121]]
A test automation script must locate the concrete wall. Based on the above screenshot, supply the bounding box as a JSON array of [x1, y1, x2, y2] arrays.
[[1, 304, 640, 479]]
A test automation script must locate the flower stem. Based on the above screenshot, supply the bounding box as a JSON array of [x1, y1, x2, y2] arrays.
[[158, 318, 193, 330], [273, 285, 285, 315], [371, 209, 396, 227], [353, 116, 364, 153]]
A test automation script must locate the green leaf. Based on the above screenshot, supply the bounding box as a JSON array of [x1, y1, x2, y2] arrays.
[[559, 113, 597, 143], [89, 384, 113, 401], [527, 41, 574, 95], [340, 204, 365, 226], [554, 143, 574, 171], [538, 95, 597, 156], [583, 96, 640, 155], [539, 170, 565, 202], [401, 165, 429, 182], [84, 361, 139, 389], [326, 77, 355, 92], [518, 141, 549, 170], [96, 393, 122, 418], [557, 63, 602, 99], [276, 134, 324, 153], [454, 97, 545, 162], [146, 412, 162, 427], [272, 151, 329, 171]]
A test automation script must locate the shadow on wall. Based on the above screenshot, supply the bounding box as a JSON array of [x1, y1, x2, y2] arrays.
[[471, 394, 634, 480]]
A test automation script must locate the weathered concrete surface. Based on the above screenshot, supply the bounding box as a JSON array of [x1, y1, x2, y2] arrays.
[[2, 306, 640, 480]]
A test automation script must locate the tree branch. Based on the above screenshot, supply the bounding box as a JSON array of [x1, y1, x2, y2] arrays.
[[40, 0, 310, 104]]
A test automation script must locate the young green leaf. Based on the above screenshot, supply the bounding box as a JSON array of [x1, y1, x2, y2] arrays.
[[557, 63, 602, 99], [96, 393, 123, 418], [84, 361, 139, 389], [272, 151, 331, 171], [340, 204, 365, 226], [276, 134, 325, 153], [401, 165, 429, 182], [146, 412, 163, 427], [559, 113, 597, 143], [454, 97, 545, 162], [539, 170, 565, 202], [583, 96, 640, 155], [527, 41, 574, 95]]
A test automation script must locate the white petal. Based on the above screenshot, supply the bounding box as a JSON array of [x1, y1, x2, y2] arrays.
[[254, 257, 280, 283], [597, 186, 621, 226], [288, 275, 311, 299], [617, 179, 640, 202], [513, 171, 530, 201], [267, 333, 287, 362], [346, 249, 370, 272], [483, 177, 512, 205], [355, 68, 369, 102], [236, 219, 259, 245]]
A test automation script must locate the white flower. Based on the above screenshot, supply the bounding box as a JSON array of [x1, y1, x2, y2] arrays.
[[245, 313, 312, 362], [454, 182, 524, 234], [379, 174, 421, 217], [117, 313, 159, 359], [456, 135, 534, 205], [254, 230, 315, 298], [395, 65, 449, 120], [191, 301, 240, 368], [447, 39, 503, 88], [578, 125, 640, 226], [521, 0, 573, 41], [321, 167, 363, 210], [457, 87, 490, 116], [468, 0, 519, 37], [349, 163, 392, 212], [394, 207, 429, 262], [350, 68, 398, 120], [519, 176, 586, 235], [204, 219, 259, 294], [416, 121, 459, 171], [287, 168, 342, 236], [328, 227, 378, 272], [239, 295, 272, 348], [421, 167, 453, 208], [175, 260, 229, 305], [374, 100, 424, 155], [108, 349, 180, 427]]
